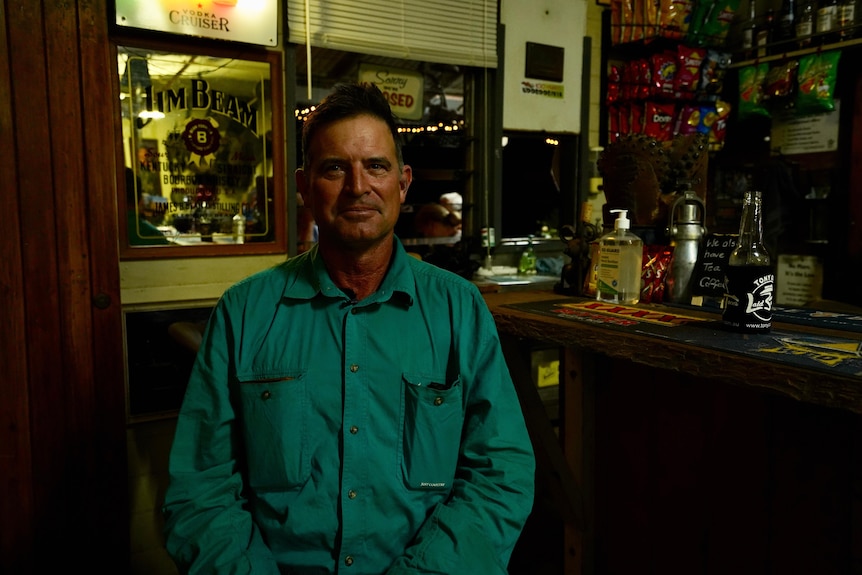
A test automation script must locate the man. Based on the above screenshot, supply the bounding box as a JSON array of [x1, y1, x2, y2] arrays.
[[162, 82, 535, 574]]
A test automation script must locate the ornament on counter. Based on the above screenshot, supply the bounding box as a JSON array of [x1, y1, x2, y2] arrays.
[[597, 132, 708, 229]]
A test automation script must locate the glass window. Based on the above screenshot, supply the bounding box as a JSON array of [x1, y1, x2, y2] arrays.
[[295, 46, 470, 248], [117, 43, 285, 257]]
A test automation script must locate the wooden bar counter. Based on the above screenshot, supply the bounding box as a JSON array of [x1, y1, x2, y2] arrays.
[[489, 290, 862, 575]]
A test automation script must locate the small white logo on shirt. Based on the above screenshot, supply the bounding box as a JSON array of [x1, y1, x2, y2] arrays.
[[419, 482, 446, 488]]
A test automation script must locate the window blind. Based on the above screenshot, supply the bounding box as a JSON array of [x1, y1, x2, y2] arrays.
[[286, 0, 498, 68]]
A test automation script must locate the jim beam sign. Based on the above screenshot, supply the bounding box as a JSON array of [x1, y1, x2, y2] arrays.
[[359, 64, 424, 121], [115, 0, 277, 46]]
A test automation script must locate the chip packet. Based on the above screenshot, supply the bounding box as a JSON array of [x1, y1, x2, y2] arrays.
[[796, 50, 841, 115], [737, 63, 770, 119]]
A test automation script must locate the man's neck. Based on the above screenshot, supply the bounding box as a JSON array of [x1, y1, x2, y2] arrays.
[[318, 238, 394, 302]]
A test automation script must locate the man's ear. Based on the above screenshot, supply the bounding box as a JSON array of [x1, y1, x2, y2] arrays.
[[295, 168, 309, 205], [399, 165, 412, 203]]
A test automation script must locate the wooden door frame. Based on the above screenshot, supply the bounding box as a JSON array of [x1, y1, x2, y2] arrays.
[[1, 0, 128, 569]]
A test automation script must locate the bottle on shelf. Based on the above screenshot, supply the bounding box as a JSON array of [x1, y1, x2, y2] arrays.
[[722, 190, 774, 333], [518, 235, 537, 275], [796, 0, 817, 46], [838, 0, 857, 38], [816, 0, 839, 42], [755, 8, 776, 57], [596, 209, 643, 305], [741, 0, 759, 57], [775, 0, 797, 47], [232, 210, 245, 244]]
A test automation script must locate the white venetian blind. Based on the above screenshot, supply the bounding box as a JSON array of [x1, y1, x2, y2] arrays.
[[286, 0, 498, 68]]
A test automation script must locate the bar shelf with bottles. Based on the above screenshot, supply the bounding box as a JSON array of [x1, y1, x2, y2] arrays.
[[730, 0, 860, 67]]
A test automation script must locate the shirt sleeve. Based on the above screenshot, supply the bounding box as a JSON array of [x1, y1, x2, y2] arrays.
[[161, 298, 280, 575], [386, 293, 536, 574]]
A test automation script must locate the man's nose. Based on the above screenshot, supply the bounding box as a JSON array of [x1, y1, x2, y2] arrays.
[[343, 168, 369, 195]]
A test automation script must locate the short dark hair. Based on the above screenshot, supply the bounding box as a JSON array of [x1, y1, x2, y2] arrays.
[[300, 82, 404, 170]]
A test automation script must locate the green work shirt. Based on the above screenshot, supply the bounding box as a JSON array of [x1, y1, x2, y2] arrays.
[[162, 239, 535, 574]]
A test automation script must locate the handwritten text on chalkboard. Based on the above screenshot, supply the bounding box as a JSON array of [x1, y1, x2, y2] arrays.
[[692, 234, 737, 296]]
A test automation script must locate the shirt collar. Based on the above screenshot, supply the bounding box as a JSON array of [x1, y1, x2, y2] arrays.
[[284, 238, 415, 307]]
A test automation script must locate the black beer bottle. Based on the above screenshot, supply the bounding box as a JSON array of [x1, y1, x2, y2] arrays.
[[722, 190, 774, 332]]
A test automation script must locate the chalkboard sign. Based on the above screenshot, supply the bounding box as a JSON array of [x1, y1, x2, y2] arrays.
[[691, 233, 737, 297]]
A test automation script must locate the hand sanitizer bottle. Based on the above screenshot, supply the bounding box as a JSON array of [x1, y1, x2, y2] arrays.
[[596, 209, 643, 304]]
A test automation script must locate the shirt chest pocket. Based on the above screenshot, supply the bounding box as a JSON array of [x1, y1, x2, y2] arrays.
[[399, 372, 463, 491], [237, 371, 310, 492]]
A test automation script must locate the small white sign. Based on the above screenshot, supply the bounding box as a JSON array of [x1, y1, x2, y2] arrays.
[[116, 0, 278, 47], [776, 254, 823, 307], [771, 100, 840, 155]]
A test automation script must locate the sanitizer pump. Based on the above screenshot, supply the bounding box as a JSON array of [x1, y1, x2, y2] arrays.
[[595, 209, 643, 305]]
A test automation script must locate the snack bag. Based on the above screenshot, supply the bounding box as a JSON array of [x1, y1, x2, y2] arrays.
[[763, 59, 799, 111], [737, 63, 770, 119], [796, 50, 841, 114], [697, 50, 732, 101], [630, 102, 645, 133], [644, 101, 676, 140], [644, 0, 661, 39], [687, 0, 741, 47], [675, 44, 707, 100], [659, 0, 694, 39], [642, 245, 674, 303], [675, 104, 701, 135], [651, 51, 677, 97], [611, 0, 623, 45], [698, 100, 731, 147], [607, 65, 623, 105]]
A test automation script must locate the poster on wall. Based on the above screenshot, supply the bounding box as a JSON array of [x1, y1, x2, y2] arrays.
[[115, 0, 278, 46]]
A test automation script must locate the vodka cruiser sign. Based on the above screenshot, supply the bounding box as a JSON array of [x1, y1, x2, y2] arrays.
[[115, 0, 277, 46], [359, 64, 424, 121]]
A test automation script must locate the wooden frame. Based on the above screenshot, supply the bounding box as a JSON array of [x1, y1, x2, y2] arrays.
[[112, 37, 286, 259]]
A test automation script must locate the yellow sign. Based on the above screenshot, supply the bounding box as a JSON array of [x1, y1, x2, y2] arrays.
[[359, 64, 424, 121]]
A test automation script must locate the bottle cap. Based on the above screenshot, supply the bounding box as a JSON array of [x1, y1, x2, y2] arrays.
[[610, 208, 630, 230]]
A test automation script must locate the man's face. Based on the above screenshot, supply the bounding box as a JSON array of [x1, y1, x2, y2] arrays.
[[296, 114, 411, 250]]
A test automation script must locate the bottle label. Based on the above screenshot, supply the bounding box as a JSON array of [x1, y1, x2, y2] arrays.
[[817, 5, 837, 32], [722, 266, 774, 332], [838, 5, 856, 35]]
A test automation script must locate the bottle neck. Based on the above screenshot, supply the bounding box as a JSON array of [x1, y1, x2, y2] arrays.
[[738, 191, 767, 252]]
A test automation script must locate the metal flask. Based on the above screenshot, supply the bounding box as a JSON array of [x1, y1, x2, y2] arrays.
[[665, 191, 706, 303]]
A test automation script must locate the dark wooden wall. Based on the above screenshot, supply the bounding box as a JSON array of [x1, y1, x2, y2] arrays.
[[1, 0, 128, 571]]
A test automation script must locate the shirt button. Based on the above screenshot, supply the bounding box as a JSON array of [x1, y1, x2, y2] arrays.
[[351, 308, 358, 315], [350, 364, 359, 373], [350, 425, 359, 434], [344, 555, 354, 566], [261, 390, 272, 400], [434, 396, 444, 406], [348, 489, 357, 499]]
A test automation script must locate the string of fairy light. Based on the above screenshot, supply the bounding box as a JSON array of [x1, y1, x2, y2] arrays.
[[295, 107, 465, 133]]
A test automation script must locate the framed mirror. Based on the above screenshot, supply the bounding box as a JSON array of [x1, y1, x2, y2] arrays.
[[116, 41, 285, 258]]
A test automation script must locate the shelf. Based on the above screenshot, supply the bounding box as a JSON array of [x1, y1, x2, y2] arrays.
[[729, 35, 862, 68]]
